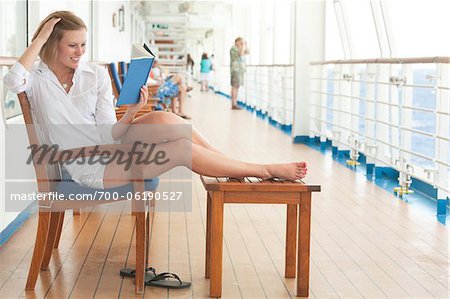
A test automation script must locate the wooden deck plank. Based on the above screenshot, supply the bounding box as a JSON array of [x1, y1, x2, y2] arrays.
[[41, 209, 108, 299], [12, 210, 94, 298], [94, 202, 136, 297], [142, 211, 169, 298], [70, 203, 125, 298], [117, 212, 143, 299], [165, 169, 194, 299]]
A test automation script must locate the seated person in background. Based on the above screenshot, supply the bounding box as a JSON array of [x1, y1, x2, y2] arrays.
[[148, 60, 191, 119]]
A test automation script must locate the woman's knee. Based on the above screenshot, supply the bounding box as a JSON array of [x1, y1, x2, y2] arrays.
[[171, 74, 182, 84], [171, 138, 192, 166], [147, 111, 177, 124]]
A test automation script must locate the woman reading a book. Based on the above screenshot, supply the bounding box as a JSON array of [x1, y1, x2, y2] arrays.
[[4, 11, 307, 189]]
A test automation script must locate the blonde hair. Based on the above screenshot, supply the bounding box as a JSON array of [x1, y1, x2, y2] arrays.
[[32, 11, 86, 64]]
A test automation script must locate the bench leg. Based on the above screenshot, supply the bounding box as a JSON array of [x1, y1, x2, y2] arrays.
[[205, 192, 212, 279], [297, 192, 312, 297], [210, 191, 224, 298], [285, 204, 298, 278]]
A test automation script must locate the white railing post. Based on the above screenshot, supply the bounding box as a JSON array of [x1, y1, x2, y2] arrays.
[[365, 64, 378, 165], [377, 64, 391, 165], [436, 63, 449, 200], [402, 63, 414, 171]]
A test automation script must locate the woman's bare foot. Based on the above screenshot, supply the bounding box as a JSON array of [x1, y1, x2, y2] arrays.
[[264, 162, 307, 180]]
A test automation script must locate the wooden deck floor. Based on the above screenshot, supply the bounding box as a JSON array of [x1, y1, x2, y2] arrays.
[[0, 86, 448, 298]]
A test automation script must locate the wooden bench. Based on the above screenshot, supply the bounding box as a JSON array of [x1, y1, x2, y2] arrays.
[[201, 176, 320, 297]]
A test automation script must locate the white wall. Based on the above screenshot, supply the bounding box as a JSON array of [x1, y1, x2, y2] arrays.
[[93, 1, 132, 62], [292, 1, 326, 137]]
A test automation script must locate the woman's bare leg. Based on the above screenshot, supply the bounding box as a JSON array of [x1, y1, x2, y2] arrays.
[[103, 138, 307, 188], [103, 138, 190, 188], [170, 97, 178, 113], [176, 84, 187, 116], [190, 143, 307, 180], [170, 73, 183, 85], [128, 111, 222, 154]]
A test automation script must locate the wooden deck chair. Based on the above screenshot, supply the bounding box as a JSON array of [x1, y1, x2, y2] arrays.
[[107, 62, 159, 120], [118, 61, 127, 83], [107, 62, 122, 99], [17, 92, 158, 294]]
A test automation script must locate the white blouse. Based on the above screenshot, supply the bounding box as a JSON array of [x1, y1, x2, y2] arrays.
[[4, 60, 118, 185]]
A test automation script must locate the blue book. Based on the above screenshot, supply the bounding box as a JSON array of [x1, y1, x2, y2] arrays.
[[116, 44, 155, 106]]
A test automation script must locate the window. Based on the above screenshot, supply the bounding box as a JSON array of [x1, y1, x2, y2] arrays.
[[273, 0, 293, 64], [1, 0, 27, 119], [261, 2, 274, 64], [325, 0, 344, 60], [385, 0, 450, 57], [343, 0, 380, 58]]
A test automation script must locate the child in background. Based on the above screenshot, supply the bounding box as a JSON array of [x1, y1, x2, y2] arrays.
[[200, 53, 211, 92]]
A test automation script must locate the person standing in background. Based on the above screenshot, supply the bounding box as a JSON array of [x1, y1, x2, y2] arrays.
[[186, 53, 194, 88], [200, 53, 212, 92], [186, 53, 194, 75], [209, 54, 216, 91], [229, 37, 249, 110]]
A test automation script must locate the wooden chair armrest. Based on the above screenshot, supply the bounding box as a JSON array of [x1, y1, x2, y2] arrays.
[[147, 84, 160, 96]]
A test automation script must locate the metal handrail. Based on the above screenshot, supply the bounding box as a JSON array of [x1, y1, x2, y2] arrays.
[[0, 56, 18, 66], [310, 56, 450, 65], [309, 57, 450, 195], [243, 65, 295, 126], [220, 64, 294, 67]]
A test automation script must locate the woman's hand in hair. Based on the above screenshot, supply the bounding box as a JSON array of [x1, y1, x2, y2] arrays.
[[34, 18, 61, 45], [19, 17, 61, 70], [126, 85, 149, 116]]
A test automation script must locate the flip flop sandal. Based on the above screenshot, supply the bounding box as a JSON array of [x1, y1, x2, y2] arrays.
[[120, 267, 156, 278], [145, 272, 191, 289]]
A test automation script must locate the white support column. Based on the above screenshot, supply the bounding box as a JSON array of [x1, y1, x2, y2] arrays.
[[293, 1, 325, 138]]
